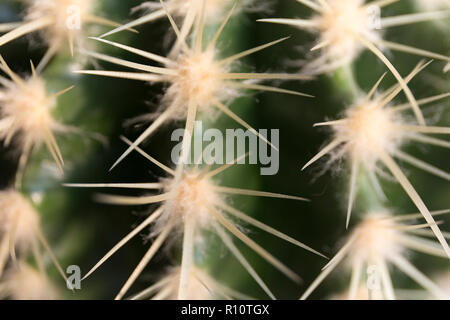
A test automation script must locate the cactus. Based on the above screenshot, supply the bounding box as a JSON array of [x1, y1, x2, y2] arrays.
[[0, 0, 449, 301]]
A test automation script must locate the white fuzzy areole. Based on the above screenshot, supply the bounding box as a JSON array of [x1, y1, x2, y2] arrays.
[[162, 170, 220, 229], [349, 213, 403, 263], [0, 75, 55, 149], [0, 190, 39, 249], [25, 0, 93, 45], [333, 101, 405, 168], [311, 0, 382, 67], [1, 263, 58, 300], [331, 285, 383, 300], [164, 48, 235, 119]]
